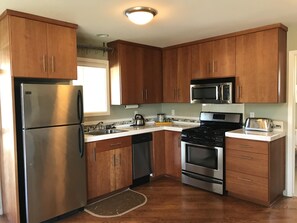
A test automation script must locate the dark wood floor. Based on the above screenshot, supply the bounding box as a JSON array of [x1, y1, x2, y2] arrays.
[[59, 177, 297, 223], [1, 177, 297, 223]]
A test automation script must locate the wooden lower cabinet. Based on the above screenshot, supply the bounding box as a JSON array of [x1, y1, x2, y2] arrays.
[[226, 137, 285, 206], [85, 136, 132, 200], [164, 131, 182, 179], [151, 131, 166, 178]]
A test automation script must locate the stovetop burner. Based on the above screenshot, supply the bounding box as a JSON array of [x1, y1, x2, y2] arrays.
[[181, 112, 243, 147]]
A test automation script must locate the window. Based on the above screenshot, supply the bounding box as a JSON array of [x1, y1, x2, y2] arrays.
[[73, 58, 110, 116]]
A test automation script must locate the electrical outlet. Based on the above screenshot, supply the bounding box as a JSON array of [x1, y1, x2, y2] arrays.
[[273, 121, 284, 131], [249, 112, 255, 118], [171, 109, 175, 116]]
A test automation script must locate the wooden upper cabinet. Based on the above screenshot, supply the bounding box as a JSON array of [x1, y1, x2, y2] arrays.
[[192, 37, 235, 79], [163, 48, 178, 102], [143, 47, 163, 103], [108, 40, 162, 105], [235, 27, 287, 103], [10, 16, 48, 78], [163, 46, 191, 103], [5, 10, 78, 79], [46, 24, 77, 79]]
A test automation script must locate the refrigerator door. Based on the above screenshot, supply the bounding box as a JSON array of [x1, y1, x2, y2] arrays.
[[21, 84, 83, 129], [23, 125, 86, 223]]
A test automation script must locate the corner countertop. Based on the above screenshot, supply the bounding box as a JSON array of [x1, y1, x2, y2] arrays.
[[84, 123, 198, 143], [225, 128, 286, 142]]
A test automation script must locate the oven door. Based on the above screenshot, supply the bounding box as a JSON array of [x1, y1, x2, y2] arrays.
[[181, 141, 223, 180]]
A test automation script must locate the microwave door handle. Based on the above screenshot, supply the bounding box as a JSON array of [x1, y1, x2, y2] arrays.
[[216, 85, 220, 100], [220, 85, 224, 101]]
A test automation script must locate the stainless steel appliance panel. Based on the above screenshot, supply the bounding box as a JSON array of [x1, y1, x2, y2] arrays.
[[23, 125, 86, 223], [182, 171, 223, 194], [21, 84, 83, 129], [181, 142, 223, 180]]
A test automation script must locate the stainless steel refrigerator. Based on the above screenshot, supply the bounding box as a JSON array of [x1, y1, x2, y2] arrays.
[[19, 83, 86, 223]]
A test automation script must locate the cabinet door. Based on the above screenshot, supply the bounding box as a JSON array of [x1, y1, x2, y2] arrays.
[[114, 146, 132, 190], [152, 131, 165, 178], [192, 42, 212, 79], [47, 24, 77, 79], [143, 47, 163, 103], [212, 37, 235, 77], [10, 16, 48, 78], [176, 46, 191, 102], [86, 143, 114, 200], [163, 48, 178, 102], [164, 131, 181, 179], [236, 29, 281, 103], [119, 43, 144, 104]]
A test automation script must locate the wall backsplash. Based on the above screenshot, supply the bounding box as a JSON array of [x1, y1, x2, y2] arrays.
[[84, 104, 162, 123]]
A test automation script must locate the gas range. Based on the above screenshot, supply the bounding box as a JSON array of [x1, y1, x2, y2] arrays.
[[181, 112, 243, 195], [181, 123, 242, 147]]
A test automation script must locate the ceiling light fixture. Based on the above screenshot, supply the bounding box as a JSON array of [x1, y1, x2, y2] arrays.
[[124, 6, 158, 25]]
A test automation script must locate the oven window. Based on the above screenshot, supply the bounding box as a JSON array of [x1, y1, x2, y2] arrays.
[[186, 145, 218, 169], [192, 87, 217, 100]]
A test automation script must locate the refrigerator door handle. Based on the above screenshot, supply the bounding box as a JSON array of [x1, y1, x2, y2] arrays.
[[77, 90, 84, 123], [79, 124, 85, 157]]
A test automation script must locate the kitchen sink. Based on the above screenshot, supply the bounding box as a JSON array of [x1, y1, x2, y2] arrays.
[[85, 128, 127, 136]]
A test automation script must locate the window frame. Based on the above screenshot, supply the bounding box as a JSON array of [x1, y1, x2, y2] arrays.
[[76, 57, 110, 117]]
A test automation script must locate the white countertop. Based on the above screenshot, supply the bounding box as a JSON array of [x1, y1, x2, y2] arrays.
[[85, 123, 198, 143], [225, 128, 286, 142]]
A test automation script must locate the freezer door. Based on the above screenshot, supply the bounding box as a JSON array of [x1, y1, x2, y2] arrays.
[[21, 84, 83, 129], [23, 125, 86, 223]]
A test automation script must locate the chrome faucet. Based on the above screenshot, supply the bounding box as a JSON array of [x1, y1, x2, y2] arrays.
[[93, 121, 104, 130]]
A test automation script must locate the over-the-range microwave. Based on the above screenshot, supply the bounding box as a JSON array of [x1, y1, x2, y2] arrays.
[[190, 77, 235, 104]]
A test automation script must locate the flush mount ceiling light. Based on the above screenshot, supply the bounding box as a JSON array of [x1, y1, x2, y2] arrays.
[[124, 6, 158, 25]]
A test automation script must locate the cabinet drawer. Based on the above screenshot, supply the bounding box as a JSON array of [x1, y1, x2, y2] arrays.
[[226, 170, 268, 203], [226, 149, 268, 177], [226, 137, 268, 154], [94, 136, 132, 152]]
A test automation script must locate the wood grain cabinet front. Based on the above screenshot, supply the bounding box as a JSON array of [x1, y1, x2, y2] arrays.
[[235, 25, 287, 103], [164, 131, 182, 179], [6, 11, 78, 79], [108, 40, 162, 105], [163, 46, 191, 103], [151, 131, 166, 178], [191, 37, 235, 79], [226, 137, 285, 206], [85, 136, 132, 200]]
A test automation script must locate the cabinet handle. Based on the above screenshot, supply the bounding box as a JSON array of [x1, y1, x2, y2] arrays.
[[145, 89, 148, 100], [110, 142, 122, 147], [51, 56, 55, 73], [237, 177, 252, 182], [213, 61, 217, 73], [113, 154, 116, 167], [93, 148, 96, 162], [239, 144, 252, 148], [42, 55, 47, 72], [178, 89, 181, 99], [173, 89, 176, 100], [239, 155, 253, 160], [237, 86, 242, 99], [119, 153, 121, 166]]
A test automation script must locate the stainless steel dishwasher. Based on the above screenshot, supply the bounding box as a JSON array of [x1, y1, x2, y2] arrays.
[[132, 133, 152, 187]]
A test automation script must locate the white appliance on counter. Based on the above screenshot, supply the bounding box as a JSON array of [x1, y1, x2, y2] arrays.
[[15, 83, 86, 223]]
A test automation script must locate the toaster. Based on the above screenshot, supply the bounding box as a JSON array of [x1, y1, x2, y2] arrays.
[[244, 118, 274, 132]]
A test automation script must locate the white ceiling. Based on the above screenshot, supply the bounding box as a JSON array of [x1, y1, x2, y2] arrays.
[[1, 0, 297, 47]]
